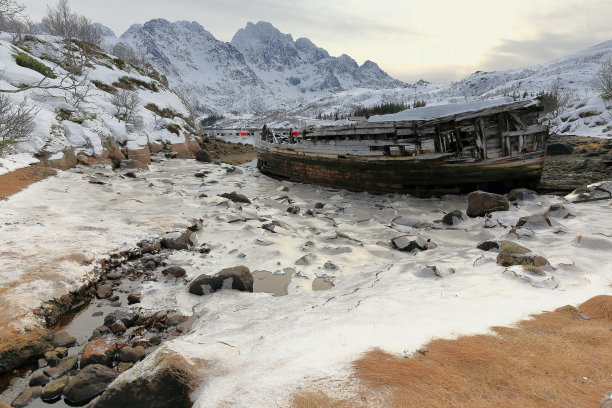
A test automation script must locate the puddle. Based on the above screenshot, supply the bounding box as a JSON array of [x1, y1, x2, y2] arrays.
[[252, 269, 293, 296], [312, 277, 335, 291]]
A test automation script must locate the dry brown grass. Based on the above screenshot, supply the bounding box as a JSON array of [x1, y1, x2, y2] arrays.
[[293, 296, 612, 408], [292, 391, 354, 408], [0, 166, 55, 199]]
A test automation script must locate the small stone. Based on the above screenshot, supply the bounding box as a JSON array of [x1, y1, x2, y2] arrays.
[[29, 369, 50, 386], [110, 320, 126, 334], [12, 386, 43, 408], [162, 266, 186, 278], [477, 241, 499, 251], [106, 270, 123, 280], [41, 375, 69, 400], [166, 314, 188, 326], [466, 191, 509, 218], [442, 210, 464, 226], [96, 284, 113, 299], [314, 202, 325, 209], [219, 191, 251, 204], [286, 206, 300, 214], [161, 230, 195, 250], [52, 331, 76, 348], [127, 293, 141, 305], [323, 261, 338, 270], [110, 300, 122, 307], [507, 188, 538, 202], [43, 355, 77, 378], [118, 346, 147, 363]]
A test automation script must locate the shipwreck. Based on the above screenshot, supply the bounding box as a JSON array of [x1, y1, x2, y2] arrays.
[[257, 98, 549, 195]]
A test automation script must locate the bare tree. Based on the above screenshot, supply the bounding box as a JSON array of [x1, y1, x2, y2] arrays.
[[592, 58, 612, 96], [0, 93, 35, 151], [111, 42, 138, 64], [111, 88, 140, 125], [0, 0, 25, 22], [539, 78, 575, 117]]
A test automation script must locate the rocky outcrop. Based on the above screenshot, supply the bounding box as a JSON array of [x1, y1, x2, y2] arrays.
[[466, 191, 509, 217], [91, 352, 196, 408]]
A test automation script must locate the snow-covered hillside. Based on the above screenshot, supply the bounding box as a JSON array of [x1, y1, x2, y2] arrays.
[[0, 33, 202, 175]]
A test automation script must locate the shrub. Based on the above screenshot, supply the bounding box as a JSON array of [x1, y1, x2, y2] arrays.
[[113, 58, 125, 70], [166, 123, 181, 135], [578, 110, 601, 118], [0, 94, 35, 151], [144, 103, 175, 118], [12, 54, 57, 78], [116, 76, 158, 92], [91, 80, 117, 94]]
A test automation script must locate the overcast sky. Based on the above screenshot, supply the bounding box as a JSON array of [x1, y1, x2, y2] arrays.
[[19, 0, 612, 83]]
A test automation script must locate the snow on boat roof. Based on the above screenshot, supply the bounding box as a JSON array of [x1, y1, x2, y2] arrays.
[[368, 97, 517, 122]]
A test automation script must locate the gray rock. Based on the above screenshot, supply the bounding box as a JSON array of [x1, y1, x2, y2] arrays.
[[104, 310, 139, 328], [162, 266, 186, 278], [41, 375, 69, 400], [546, 204, 572, 218], [12, 386, 42, 407], [295, 253, 316, 265], [96, 284, 113, 299], [496, 241, 549, 267], [466, 191, 509, 218], [29, 369, 50, 386], [62, 364, 118, 405], [43, 355, 77, 378], [442, 210, 464, 226], [106, 270, 123, 280], [515, 214, 552, 229], [118, 346, 147, 363], [51, 331, 76, 348], [601, 390, 612, 408], [507, 188, 539, 201]]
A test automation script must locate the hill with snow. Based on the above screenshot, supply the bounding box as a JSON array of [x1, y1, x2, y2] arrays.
[[0, 33, 203, 175]]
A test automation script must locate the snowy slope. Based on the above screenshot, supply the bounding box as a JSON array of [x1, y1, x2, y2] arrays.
[[0, 33, 198, 174]]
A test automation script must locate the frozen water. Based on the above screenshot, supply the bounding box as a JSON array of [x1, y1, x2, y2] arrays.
[[1, 159, 611, 407]]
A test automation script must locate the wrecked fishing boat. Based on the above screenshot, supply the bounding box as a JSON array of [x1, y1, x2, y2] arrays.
[[257, 98, 549, 195]]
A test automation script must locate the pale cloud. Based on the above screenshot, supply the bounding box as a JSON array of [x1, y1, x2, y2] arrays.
[[18, 0, 612, 83]]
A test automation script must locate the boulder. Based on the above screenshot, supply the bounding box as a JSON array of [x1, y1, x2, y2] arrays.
[[466, 191, 509, 218], [91, 353, 194, 408], [51, 331, 76, 348], [189, 266, 253, 295], [162, 266, 186, 278], [41, 375, 69, 400], [195, 150, 211, 162], [496, 241, 549, 267], [118, 346, 147, 363], [62, 364, 118, 405], [442, 210, 464, 226], [12, 386, 42, 408], [217, 266, 254, 292], [507, 188, 538, 202], [161, 230, 195, 250], [81, 339, 117, 367], [219, 192, 251, 204]]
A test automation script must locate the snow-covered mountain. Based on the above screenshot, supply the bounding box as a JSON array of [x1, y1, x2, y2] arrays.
[[119, 19, 409, 116]]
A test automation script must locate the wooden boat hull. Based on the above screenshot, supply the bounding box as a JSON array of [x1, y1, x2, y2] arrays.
[[257, 150, 546, 195]]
